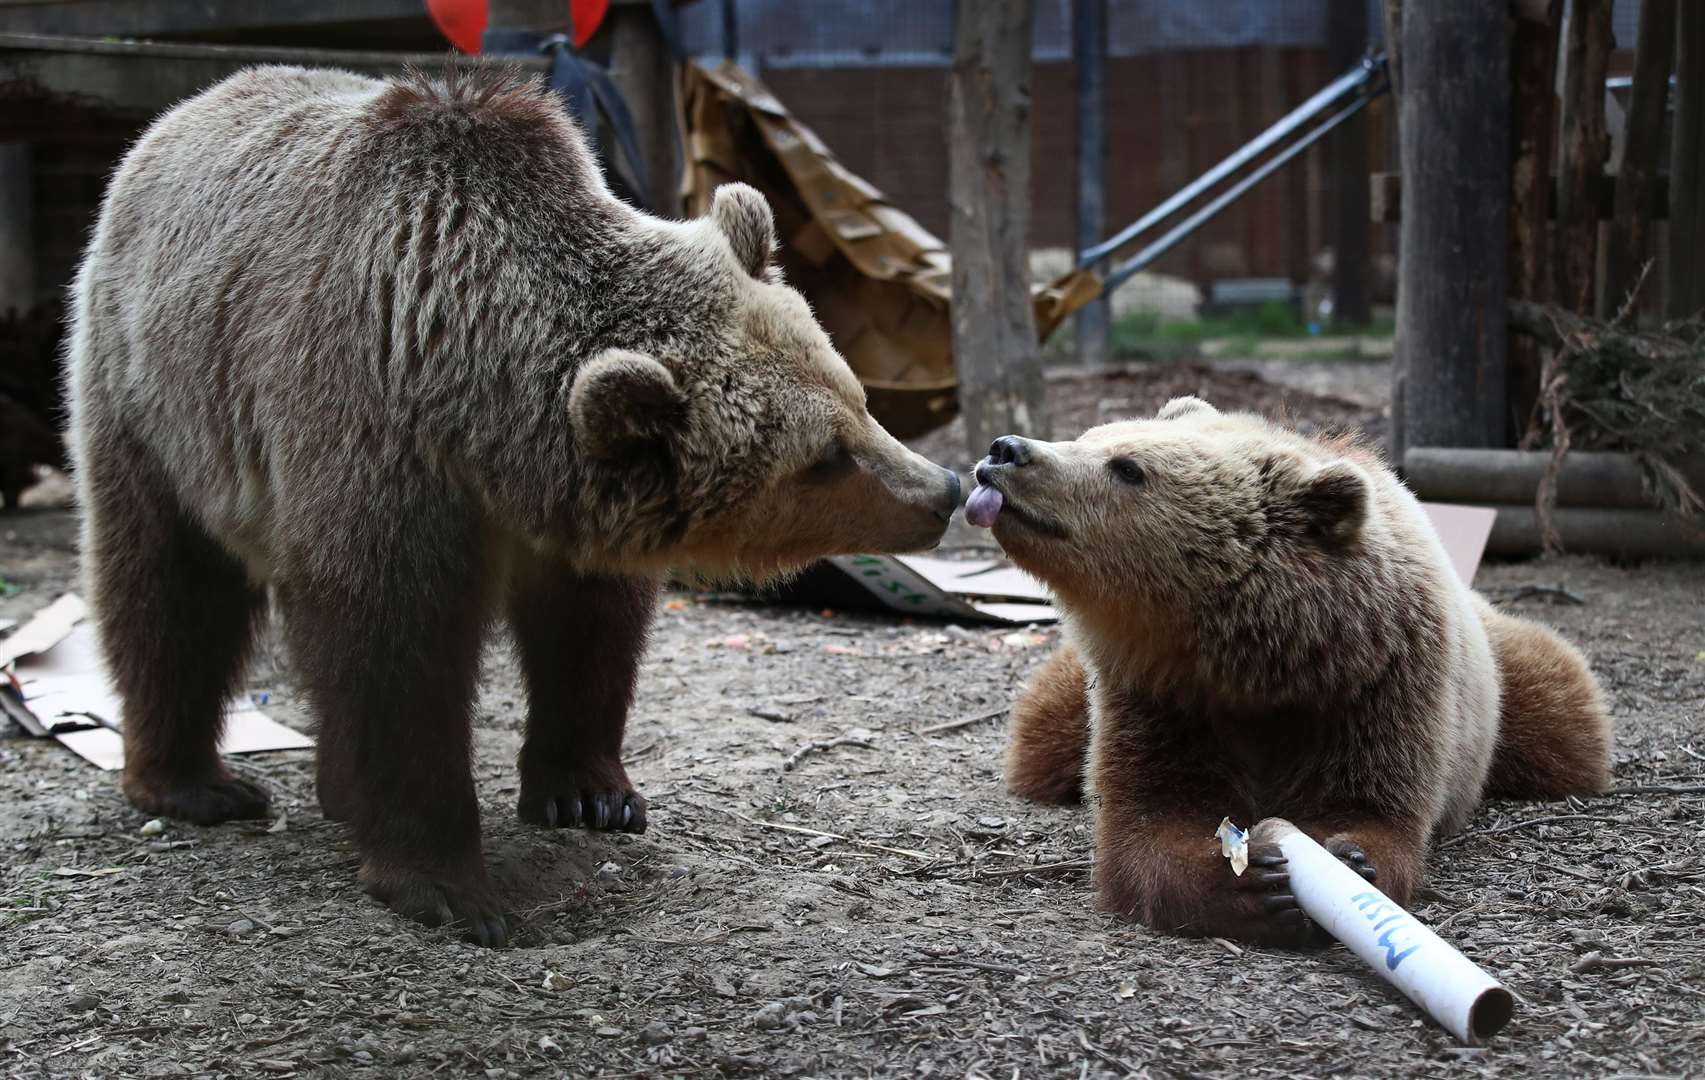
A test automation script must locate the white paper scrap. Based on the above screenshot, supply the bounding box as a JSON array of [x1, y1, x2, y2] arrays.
[[1216, 816, 1250, 876], [3, 593, 312, 770]]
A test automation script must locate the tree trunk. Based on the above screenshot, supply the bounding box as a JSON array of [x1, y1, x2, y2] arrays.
[[1507, 0, 1562, 443], [1605, 0, 1674, 318], [950, 0, 1046, 457], [1668, 2, 1705, 319], [1327, 1, 1370, 326], [1396, 0, 1509, 451], [1554, 0, 1612, 315]]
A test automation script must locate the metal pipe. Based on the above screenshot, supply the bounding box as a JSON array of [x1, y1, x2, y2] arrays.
[[1101, 92, 1380, 292], [1078, 53, 1385, 268]]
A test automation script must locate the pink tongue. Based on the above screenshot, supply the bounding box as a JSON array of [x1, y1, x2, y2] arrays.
[[965, 484, 1003, 528]]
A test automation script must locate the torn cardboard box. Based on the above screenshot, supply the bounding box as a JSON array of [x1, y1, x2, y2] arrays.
[[789, 502, 1495, 625], [0, 593, 311, 770], [679, 61, 1101, 439]]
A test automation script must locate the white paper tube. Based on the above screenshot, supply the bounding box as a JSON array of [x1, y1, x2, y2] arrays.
[[1263, 818, 1514, 1045]]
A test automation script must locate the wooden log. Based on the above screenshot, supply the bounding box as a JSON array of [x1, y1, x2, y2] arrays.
[[1072, 0, 1109, 368], [949, 0, 1047, 456], [1554, 0, 1612, 315], [0, 142, 31, 315], [1506, 0, 1561, 443], [1669, 2, 1705, 319], [0, 0, 421, 37], [1327, 0, 1371, 326], [1404, 447, 1705, 509], [1606, 0, 1675, 317], [1396, 2, 1509, 451], [1482, 504, 1705, 558], [0, 33, 543, 118]]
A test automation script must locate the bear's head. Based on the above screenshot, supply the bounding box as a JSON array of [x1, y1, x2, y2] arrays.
[[964, 397, 1406, 693], [567, 183, 961, 579]]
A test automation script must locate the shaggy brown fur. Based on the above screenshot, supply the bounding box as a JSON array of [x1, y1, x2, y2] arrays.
[[975, 399, 1611, 946], [67, 65, 959, 946], [1004, 644, 1089, 805]]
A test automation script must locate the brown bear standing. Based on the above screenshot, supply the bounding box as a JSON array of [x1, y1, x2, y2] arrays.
[[66, 66, 960, 945], [964, 398, 1610, 945]]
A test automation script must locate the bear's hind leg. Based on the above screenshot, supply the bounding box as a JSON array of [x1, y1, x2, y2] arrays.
[[84, 438, 269, 824], [278, 500, 504, 946], [509, 562, 656, 833], [1480, 606, 1612, 799], [1005, 644, 1091, 804]]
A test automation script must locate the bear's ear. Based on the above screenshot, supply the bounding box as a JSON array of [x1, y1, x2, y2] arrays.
[[1295, 462, 1369, 544], [710, 183, 777, 279], [570, 349, 687, 459], [1157, 396, 1218, 421]]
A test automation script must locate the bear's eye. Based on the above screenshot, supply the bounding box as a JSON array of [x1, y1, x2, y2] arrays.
[[804, 439, 853, 482], [1109, 458, 1146, 487]]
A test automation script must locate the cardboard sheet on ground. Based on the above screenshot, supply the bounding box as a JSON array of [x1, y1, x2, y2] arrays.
[[0, 593, 311, 770], [819, 502, 1496, 625], [826, 554, 1057, 624]]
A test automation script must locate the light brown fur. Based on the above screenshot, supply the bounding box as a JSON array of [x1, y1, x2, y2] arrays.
[[66, 65, 958, 946], [977, 399, 1611, 945]]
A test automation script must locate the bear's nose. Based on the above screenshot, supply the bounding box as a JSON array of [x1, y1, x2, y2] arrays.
[[988, 435, 1033, 467]]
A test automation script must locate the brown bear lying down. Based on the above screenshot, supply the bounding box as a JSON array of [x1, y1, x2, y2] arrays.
[[966, 397, 1611, 946]]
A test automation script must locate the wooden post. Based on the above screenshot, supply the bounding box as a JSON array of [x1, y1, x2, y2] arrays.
[[609, 1, 681, 218], [950, 0, 1048, 456], [720, 0, 738, 61], [483, 0, 678, 217], [1668, 2, 1705, 319], [1073, 0, 1109, 368], [1396, 1, 1509, 452], [1327, 1, 1370, 326], [1554, 0, 1611, 315], [1382, 0, 1403, 97], [1606, 0, 1674, 318], [0, 143, 32, 316], [1507, 1, 1562, 443]]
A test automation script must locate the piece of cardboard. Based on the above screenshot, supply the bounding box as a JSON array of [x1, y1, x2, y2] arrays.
[[0, 594, 312, 770], [679, 61, 1101, 439], [826, 554, 1057, 624], [821, 502, 1497, 625], [0, 593, 86, 667], [1419, 503, 1498, 587]]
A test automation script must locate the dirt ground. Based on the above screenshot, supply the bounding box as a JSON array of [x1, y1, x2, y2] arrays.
[[2, 359, 1702, 1079]]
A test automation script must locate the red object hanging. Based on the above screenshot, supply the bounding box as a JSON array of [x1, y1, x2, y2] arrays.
[[426, 1, 607, 55], [425, 0, 487, 54], [570, 0, 611, 48]]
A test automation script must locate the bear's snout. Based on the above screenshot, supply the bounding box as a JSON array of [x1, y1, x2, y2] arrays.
[[988, 435, 1033, 467], [936, 467, 963, 521]]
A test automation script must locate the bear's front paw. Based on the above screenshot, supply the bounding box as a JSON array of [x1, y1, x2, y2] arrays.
[[1323, 833, 1378, 883], [518, 759, 647, 833], [1225, 839, 1322, 947], [123, 770, 271, 826], [362, 863, 508, 947]]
